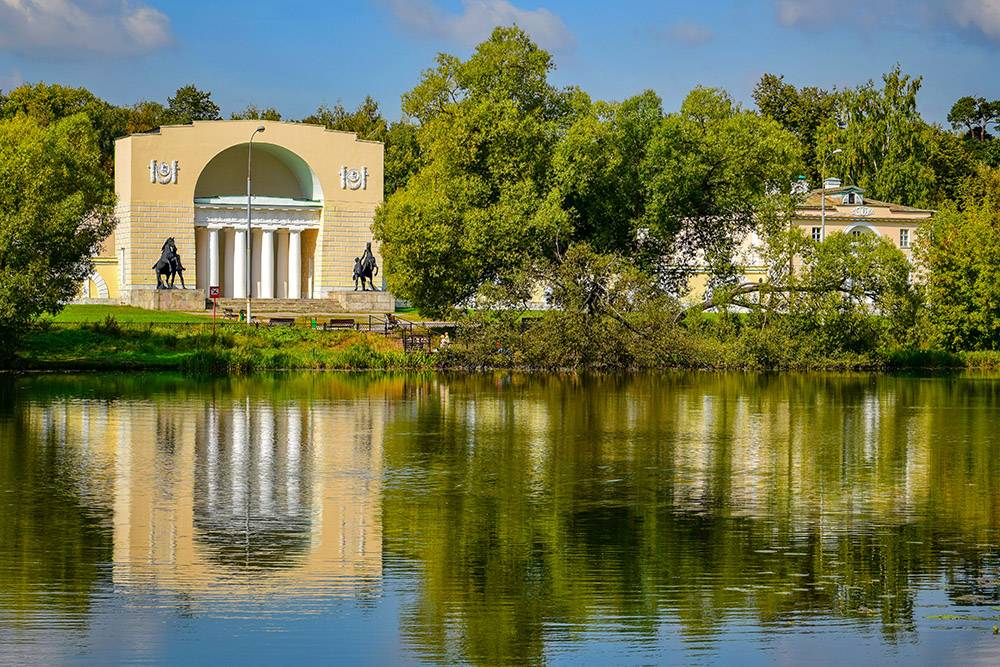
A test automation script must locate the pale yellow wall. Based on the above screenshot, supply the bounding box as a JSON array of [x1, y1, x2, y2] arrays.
[[121, 120, 383, 205]]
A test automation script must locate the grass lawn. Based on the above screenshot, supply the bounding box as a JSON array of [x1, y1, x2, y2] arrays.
[[14, 319, 431, 372], [49, 304, 211, 324]]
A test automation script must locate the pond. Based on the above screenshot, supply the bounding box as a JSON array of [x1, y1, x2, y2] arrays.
[[1, 372, 999, 665]]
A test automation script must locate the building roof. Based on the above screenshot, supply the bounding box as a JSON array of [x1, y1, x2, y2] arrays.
[[797, 185, 934, 217]]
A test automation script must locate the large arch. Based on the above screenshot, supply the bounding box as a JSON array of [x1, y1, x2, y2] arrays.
[[194, 142, 324, 202], [193, 143, 323, 300]]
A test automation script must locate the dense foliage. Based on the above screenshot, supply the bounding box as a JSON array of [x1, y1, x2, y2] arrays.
[[0, 114, 114, 350]]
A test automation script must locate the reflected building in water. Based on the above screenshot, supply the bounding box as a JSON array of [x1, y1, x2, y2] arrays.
[[31, 391, 385, 598]]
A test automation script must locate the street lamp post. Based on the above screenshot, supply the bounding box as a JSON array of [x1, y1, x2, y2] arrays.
[[821, 148, 843, 242], [246, 125, 266, 323]]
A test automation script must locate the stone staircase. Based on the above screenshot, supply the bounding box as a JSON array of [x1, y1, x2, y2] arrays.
[[216, 290, 394, 315]]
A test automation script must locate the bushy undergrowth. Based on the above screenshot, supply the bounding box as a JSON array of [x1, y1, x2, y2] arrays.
[[440, 308, 988, 371]]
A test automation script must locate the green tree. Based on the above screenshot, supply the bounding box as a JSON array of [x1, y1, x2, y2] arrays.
[[753, 73, 838, 182], [916, 181, 1000, 350], [230, 104, 282, 121], [384, 119, 422, 197], [551, 90, 664, 254], [167, 84, 221, 123], [947, 95, 999, 141], [302, 95, 387, 141], [125, 100, 170, 135], [0, 82, 127, 173], [817, 67, 975, 207], [373, 27, 582, 316], [0, 114, 115, 349], [640, 87, 803, 288]]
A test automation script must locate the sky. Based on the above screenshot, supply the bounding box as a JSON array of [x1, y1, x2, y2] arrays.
[[1, 0, 999, 125]]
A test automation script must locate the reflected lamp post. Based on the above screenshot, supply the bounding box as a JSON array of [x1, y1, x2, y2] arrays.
[[246, 125, 266, 323], [821, 148, 843, 242]]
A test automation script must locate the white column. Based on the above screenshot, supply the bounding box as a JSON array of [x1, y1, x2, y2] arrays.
[[258, 405, 274, 516], [232, 401, 247, 515], [260, 229, 275, 299], [251, 230, 261, 298], [223, 228, 235, 298], [208, 228, 220, 287], [286, 406, 301, 514], [195, 228, 208, 290], [288, 230, 302, 299], [207, 405, 218, 513], [233, 229, 247, 299], [276, 230, 289, 299]]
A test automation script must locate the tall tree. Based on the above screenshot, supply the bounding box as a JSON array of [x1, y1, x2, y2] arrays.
[[0, 82, 127, 173], [817, 66, 974, 207], [753, 73, 838, 182], [167, 84, 221, 123], [373, 27, 583, 315], [0, 114, 115, 348], [640, 87, 803, 287], [947, 96, 1000, 141], [916, 196, 1000, 351], [384, 120, 422, 197], [551, 90, 664, 254]]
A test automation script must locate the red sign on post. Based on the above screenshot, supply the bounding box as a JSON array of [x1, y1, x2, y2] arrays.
[[209, 286, 220, 334]]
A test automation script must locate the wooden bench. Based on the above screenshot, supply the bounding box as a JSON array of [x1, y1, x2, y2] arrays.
[[222, 307, 239, 321], [322, 318, 357, 331], [267, 317, 296, 327]]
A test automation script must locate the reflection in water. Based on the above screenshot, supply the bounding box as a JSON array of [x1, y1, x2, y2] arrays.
[[0, 373, 999, 664]]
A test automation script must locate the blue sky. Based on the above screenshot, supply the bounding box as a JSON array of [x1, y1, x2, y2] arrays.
[[1, 0, 998, 125]]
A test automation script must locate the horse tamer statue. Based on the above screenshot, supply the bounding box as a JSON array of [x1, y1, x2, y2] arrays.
[[353, 242, 379, 291], [153, 237, 187, 289]]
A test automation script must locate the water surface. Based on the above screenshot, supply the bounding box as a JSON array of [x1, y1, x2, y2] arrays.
[[1, 372, 999, 665]]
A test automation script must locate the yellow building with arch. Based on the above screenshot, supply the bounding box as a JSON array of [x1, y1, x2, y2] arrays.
[[90, 120, 389, 309]]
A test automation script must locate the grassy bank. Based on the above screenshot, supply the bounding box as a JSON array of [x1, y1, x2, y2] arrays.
[[11, 306, 1000, 374], [12, 318, 431, 373]]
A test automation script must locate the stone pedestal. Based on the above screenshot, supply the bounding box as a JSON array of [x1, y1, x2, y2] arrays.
[[125, 288, 208, 311], [328, 290, 395, 313]]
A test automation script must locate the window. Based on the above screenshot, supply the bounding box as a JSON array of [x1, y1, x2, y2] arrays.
[[850, 228, 865, 237], [900, 228, 910, 249], [811, 227, 822, 242]]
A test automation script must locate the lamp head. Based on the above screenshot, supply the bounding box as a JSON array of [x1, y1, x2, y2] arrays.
[[256, 125, 266, 133]]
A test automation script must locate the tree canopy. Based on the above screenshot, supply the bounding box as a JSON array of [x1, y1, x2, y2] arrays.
[[167, 84, 221, 123], [374, 28, 803, 315], [0, 114, 115, 348]]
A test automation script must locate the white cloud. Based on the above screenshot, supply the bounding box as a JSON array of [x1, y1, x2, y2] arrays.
[[666, 20, 713, 46], [773, 0, 1000, 42], [0, 0, 172, 58], [951, 0, 1000, 39], [380, 0, 574, 52]]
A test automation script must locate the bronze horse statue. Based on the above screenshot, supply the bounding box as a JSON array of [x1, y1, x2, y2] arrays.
[[153, 237, 187, 289], [354, 242, 379, 291]]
